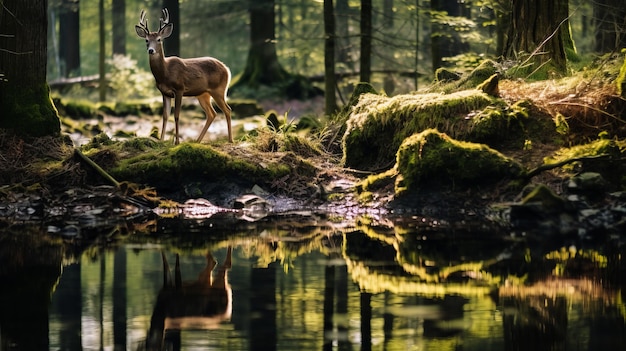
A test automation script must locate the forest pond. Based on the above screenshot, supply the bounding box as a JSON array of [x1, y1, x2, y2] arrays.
[[0, 210, 624, 351]]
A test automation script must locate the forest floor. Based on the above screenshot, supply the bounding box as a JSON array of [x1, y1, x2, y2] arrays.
[[1, 62, 626, 232]]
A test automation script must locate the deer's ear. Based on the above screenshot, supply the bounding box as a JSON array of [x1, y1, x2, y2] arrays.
[[135, 25, 147, 38], [159, 23, 173, 39]]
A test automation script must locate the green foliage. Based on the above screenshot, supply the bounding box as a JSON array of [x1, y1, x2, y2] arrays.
[[253, 111, 324, 158], [553, 112, 569, 135], [107, 54, 155, 100], [616, 50, 626, 97]]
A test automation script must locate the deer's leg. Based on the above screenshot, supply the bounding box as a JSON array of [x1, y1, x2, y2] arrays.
[[213, 246, 232, 289], [212, 90, 233, 143], [161, 95, 171, 140], [173, 94, 183, 144], [174, 254, 182, 289], [197, 251, 218, 286], [196, 93, 217, 143], [161, 252, 173, 288]]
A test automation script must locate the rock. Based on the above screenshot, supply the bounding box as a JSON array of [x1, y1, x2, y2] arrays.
[[394, 129, 523, 195], [477, 74, 499, 97], [342, 90, 494, 170], [568, 172, 607, 192]]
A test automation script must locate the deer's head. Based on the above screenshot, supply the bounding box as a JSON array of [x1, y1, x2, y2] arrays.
[[135, 9, 173, 55]]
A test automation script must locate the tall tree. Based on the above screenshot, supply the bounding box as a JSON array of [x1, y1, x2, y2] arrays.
[[0, 0, 60, 137], [593, 0, 626, 53], [335, 0, 353, 68], [503, 0, 570, 75], [162, 0, 180, 56], [58, 0, 80, 77], [430, 0, 470, 71], [235, 0, 289, 87], [233, 0, 322, 99], [324, 0, 337, 114], [112, 0, 126, 55], [360, 0, 372, 82], [98, 0, 106, 101]]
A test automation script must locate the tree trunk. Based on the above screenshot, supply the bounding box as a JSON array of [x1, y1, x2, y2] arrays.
[[162, 0, 180, 57], [360, 0, 372, 83], [335, 0, 353, 68], [383, 0, 394, 28], [233, 0, 321, 99], [593, 0, 626, 53], [430, 0, 469, 71], [0, 0, 60, 137], [235, 0, 289, 87], [324, 0, 337, 114], [112, 0, 126, 56], [58, 0, 80, 77], [98, 0, 106, 101], [503, 0, 567, 74]]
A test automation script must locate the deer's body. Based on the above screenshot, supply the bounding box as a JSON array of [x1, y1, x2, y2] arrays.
[[146, 248, 233, 349], [136, 9, 233, 144]]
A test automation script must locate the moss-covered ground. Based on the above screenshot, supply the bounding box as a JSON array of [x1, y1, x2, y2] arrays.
[[2, 55, 626, 220]]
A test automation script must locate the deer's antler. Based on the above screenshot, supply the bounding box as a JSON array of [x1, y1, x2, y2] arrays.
[[159, 8, 170, 30], [138, 10, 150, 33]]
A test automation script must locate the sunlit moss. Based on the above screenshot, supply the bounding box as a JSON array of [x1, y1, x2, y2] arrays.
[[545, 138, 624, 167], [103, 142, 291, 191], [616, 50, 626, 97], [342, 89, 495, 169], [394, 129, 523, 195], [345, 258, 494, 296]]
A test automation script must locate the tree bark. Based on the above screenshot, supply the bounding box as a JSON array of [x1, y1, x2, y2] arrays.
[[360, 0, 372, 83], [98, 0, 106, 101], [112, 0, 126, 55], [503, 0, 567, 74], [58, 0, 80, 77], [335, 0, 353, 68], [162, 0, 180, 57], [235, 0, 289, 87], [0, 0, 60, 137], [324, 0, 337, 114], [430, 0, 470, 71]]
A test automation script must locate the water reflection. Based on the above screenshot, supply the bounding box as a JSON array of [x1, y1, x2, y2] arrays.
[[146, 248, 232, 350], [0, 217, 624, 350]]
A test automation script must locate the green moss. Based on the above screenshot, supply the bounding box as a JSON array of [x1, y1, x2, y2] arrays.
[[0, 84, 60, 137], [64, 100, 98, 118], [544, 138, 626, 186], [342, 89, 495, 170], [359, 168, 397, 192], [454, 60, 499, 91], [521, 184, 566, 212], [282, 133, 323, 157], [394, 129, 523, 195], [107, 142, 291, 190], [545, 139, 622, 166]]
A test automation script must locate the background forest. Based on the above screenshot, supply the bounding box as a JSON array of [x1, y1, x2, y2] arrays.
[[47, 0, 626, 104]]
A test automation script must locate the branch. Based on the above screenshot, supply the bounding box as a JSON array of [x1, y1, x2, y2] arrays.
[[523, 154, 610, 181], [74, 149, 120, 188]]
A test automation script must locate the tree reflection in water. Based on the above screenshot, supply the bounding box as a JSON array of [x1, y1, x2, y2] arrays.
[[0, 216, 624, 350]]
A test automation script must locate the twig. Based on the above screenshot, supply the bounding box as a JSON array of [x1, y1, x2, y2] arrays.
[[74, 148, 120, 188]]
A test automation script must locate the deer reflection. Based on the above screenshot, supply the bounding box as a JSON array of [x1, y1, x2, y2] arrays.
[[145, 247, 232, 350]]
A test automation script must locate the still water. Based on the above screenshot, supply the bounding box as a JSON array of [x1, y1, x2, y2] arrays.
[[0, 215, 624, 350]]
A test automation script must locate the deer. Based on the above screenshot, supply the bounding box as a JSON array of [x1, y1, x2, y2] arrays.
[[135, 9, 233, 144], [145, 247, 233, 350]]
